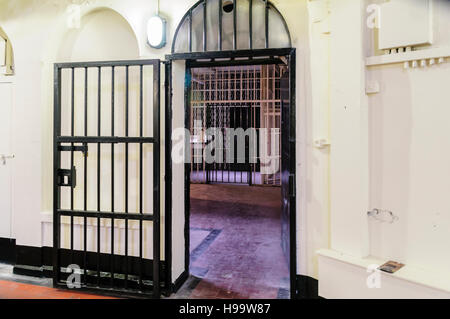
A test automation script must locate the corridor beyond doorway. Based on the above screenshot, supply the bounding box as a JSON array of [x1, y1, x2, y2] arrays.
[[178, 184, 289, 299]]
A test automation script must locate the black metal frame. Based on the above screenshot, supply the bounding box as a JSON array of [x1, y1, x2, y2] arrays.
[[163, 60, 173, 295], [171, 0, 291, 54], [286, 49, 297, 298], [53, 59, 162, 298], [166, 47, 297, 298]]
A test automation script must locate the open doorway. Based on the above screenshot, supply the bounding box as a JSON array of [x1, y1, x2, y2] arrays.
[[181, 59, 294, 299]]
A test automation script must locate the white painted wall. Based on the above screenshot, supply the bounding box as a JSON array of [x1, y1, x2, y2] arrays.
[[0, 82, 13, 238], [366, 0, 450, 277], [329, 0, 370, 258], [321, 0, 450, 298], [171, 60, 187, 281]]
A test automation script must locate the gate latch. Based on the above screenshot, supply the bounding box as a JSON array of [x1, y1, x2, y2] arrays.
[[58, 144, 88, 157], [57, 167, 77, 188]]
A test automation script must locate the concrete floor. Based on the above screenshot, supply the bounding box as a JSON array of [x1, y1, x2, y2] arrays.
[[173, 184, 289, 299], [0, 184, 289, 299]]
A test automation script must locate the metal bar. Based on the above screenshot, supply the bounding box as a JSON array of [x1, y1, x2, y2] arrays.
[[189, 10, 193, 53], [164, 61, 173, 294], [272, 65, 276, 186], [288, 49, 297, 298], [188, 99, 282, 104], [205, 103, 210, 184], [233, 0, 237, 50], [97, 66, 101, 286], [227, 70, 231, 183], [57, 210, 154, 221], [167, 48, 294, 61], [153, 62, 161, 298], [139, 65, 143, 290], [265, 0, 269, 49], [53, 65, 62, 286], [56, 60, 160, 69], [58, 145, 88, 152], [239, 103, 243, 183], [83, 67, 88, 285], [249, 0, 253, 50], [203, 0, 207, 52], [233, 100, 236, 183], [56, 136, 156, 144], [218, 0, 222, 51], [70, 67, 75, 264], [110, 66, 115, 287], [125, 65, 129, 288], [184, 63, 192, 277]]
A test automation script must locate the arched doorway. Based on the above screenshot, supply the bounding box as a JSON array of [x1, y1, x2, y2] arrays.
[[57, 8, 139, 61], [166, 0, 297, 299]]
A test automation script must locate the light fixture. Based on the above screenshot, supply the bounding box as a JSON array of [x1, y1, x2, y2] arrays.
[[223, 0, 234, 13], [147, 15, 166, 49]]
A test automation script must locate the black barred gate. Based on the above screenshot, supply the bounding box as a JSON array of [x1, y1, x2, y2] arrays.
[[53, 59, 162, 297]]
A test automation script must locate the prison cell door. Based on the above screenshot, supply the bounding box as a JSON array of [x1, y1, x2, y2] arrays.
[[53, 60, 162, 298], [280, 53, 296, 297]]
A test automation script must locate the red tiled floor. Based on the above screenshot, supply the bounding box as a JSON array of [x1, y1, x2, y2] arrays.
[[0, 280, 117, 299], [187, 184, 289, 299]]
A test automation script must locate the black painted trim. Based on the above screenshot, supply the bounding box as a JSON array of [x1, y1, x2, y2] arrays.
[[181, 48, 298, 298], [0, 238, 16, 265], [288, 48, 297, 298], [164, 60, 174, 296], [12, 245, 168, 290], [167, 48, 293, 61], [296, 275, 321, 299], [184, 61, 192, 279], [172, 270, 189, 293]]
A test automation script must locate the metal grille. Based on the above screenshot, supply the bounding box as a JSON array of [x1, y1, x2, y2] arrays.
[[190, 64, 285, 186], [53, 60, 162, 297], [172, 0, 292, 53]]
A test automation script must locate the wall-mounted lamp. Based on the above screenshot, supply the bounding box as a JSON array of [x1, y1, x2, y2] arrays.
[[147, 15, 167, 49]]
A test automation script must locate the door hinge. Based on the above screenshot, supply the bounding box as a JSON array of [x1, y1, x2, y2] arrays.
[[289, 174, 296, 197]]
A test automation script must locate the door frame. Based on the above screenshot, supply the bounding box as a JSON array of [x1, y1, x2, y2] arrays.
[[165, 47, 297, 298]]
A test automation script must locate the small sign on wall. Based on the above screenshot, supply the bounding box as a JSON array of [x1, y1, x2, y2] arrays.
[[379, 261, 405, 274], [379, 0, 432, 50]]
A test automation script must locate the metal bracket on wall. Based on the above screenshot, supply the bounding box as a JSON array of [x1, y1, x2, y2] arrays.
[[367, 208, 399, 224], [314, 138, 330, 149], [289, 175, 296, 197]]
